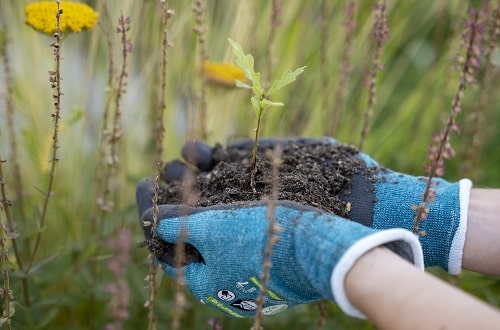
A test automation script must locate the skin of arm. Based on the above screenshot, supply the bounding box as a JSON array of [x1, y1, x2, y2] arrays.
[[463, 188, 500, 275], [345, 247, 500, 330]]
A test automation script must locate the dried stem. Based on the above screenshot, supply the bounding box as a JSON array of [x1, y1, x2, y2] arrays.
[[109, 13, 132, 179], [92, 0, 116, 234], [171, 169, 197, 330], [461, 5, 500, 178], [253, 146, 282, 329], [147, 2, 173, 329], [192, 0, 208, 140], [27, 2, 64, 273], [319, 0, 329, 93], [0, 27, 26, 227], [265, 0, 282, 85], [413, 6, 486, 233], [0, 159, 13, 328], [316, 300, 328, 330], [359, 0, 389, 151], [328, 0, 358, 136], [0, 27, 30, 306]]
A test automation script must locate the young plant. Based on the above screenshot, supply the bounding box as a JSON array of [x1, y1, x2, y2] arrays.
[[229, 38, 305, 172]]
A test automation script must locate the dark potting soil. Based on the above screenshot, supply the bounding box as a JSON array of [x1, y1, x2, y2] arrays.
[[158, 140, 372, 217], [146, 139, 376, 266]]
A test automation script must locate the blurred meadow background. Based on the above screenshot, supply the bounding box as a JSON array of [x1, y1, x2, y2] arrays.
[[0, 0, 500, 329]]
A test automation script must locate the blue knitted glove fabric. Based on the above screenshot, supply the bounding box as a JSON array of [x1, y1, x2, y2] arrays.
[[228, 137, 472, 274], [141, 198, 423, 319], [369, 171, 471, 274], [338, 140, 472, 275]]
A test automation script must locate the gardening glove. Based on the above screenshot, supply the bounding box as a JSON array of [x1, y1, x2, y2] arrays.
[[164, 138, 472, 275], [137, 178, 424, 319]]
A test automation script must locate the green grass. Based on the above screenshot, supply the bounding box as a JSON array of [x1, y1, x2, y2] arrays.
[[0, 0, 499, 329]]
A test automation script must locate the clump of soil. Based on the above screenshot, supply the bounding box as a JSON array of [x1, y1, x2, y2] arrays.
[[159, 140, 371, 217], [147, 139, 375, 266]]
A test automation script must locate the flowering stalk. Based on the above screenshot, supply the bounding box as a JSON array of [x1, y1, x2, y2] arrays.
[[329, 0, 358, 136], [461, 5, 499, 178], [27, 1, 64, 272], [413, 6, 487, 234], [265, 0, 282, 85], [147, 2, 173, 329], [94, 13, 133, 222], [0, 27, 29, 307], [253, 146, 282, 330], [92, 1, 116, 233], [192, 0, 208, 140], [0, 159, 14, 329], [105, 228, 132, 330], [359, 0, 389, 151]]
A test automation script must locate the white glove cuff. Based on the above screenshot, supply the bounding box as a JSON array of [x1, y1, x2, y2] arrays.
[[447, 178, 473, 275], [331, 228, 424, 319]]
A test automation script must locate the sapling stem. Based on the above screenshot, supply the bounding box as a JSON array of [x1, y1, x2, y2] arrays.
[[228, 39, 305, 172], [249, 98, 265, 172]]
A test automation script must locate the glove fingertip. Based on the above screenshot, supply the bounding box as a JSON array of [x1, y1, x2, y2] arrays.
[[136, 178, 155, 217], [162, 159, 190, 182], [182, 140, 215, 172]]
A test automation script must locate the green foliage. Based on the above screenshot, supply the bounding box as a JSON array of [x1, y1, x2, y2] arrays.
[[229, 38, 305, 169], [229, 38, 305, 115]]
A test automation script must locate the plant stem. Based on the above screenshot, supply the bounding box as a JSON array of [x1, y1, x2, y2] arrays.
[[249, 108, 264, 172], [192, 0, 208, 140], [413, 6, 484, 233], [147, 2, 172, 329], [0, 159, 13, 328], [27, 2, 64, 274], [253, 145, 282, 330], [359, 0, 389, 151]]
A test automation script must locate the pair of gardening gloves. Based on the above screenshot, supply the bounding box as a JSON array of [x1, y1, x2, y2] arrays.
[[136, 138, 472, 319]]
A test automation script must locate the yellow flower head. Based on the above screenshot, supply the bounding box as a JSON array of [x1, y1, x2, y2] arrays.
[[202, 61, 247, 88], [25, 1, 98, 35]]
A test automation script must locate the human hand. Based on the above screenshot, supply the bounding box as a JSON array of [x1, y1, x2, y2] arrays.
[[160, 138, 471, 274], [137, 178, 423, 318]]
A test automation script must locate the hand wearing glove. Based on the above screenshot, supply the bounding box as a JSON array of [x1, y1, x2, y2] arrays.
[[160, 138, 472, 275], [137, 178, 423, 319]]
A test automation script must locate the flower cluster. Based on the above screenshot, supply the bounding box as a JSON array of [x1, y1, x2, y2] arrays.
[[25, 1, 98, 35]]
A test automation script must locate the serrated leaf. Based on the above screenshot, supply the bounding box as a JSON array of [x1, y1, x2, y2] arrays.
[[266, 66, 306, 96], [229, 39, 264, 95], [251, 96, 261, 117], [228, 39, 255, 83]]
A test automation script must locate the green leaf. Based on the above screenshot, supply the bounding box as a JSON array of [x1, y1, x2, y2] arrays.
[[235, 80, 252, 89], [228, 39, 254, 81], [229, 38, 264, 95], [261, 98, 284, 108], [266, 66, 306, 96]]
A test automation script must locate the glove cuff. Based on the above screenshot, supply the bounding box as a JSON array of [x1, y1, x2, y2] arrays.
[[331, 228, 424, 319], [447, 178, 473, 274]]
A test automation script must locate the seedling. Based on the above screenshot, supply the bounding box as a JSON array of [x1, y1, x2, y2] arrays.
[[229, 39, 305, 172]]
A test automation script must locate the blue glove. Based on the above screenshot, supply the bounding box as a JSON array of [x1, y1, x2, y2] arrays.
[[137, 178, 423, 319], [163, 138, 472, 274]]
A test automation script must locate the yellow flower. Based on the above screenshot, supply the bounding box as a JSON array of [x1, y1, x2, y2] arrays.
[[25, 1, 98, 35], [202, 61, 247, 88]]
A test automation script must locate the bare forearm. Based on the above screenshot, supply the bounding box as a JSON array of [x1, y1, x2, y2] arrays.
[[463, 188, 500, 275], [345, 247, 500, 330]]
